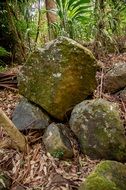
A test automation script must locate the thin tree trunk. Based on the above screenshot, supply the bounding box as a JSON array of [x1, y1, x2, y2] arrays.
[[25, 8, 31, 51], [94, 0, 106, 56], [34, 0, 41, 47], [45, 0, 57, 40]]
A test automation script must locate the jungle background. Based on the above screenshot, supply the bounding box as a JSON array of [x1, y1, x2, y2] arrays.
[[0, 0, 126, 66]]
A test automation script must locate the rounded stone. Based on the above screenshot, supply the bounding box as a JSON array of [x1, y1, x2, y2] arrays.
[[69, 98, 126, 161]]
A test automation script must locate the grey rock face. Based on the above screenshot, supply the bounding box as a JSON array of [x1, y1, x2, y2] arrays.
[[79, 160, 126, 190], [104, 62, 126, 93], [43, 123, 73, 159], [12, 98, 50, 131], [69, 98, 126, 161], [18, 36, 99, 120]]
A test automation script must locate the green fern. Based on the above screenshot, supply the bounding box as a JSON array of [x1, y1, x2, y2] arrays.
[[52, 149, 64, 159]]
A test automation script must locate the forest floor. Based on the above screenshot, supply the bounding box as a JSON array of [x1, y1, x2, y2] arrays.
[[0, 53, 126, 190]]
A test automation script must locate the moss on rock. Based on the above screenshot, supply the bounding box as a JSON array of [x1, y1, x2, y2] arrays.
[[43, 123, 73, 159], [79, 160, 126, 190], [18, 36, 99, 120], [70, 99, 126, 161]]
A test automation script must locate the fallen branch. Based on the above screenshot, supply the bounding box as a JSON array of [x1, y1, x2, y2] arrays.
[[0, 71, 18, 90], [0, 108, 28, 152]]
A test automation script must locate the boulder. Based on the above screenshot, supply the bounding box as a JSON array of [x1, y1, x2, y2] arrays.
[[18, 36, 99, 120], [0, 171, 12, 190], [43, 123, 73, 159], [79, 160, 126, 190], [12, 98, 50, 131], [69, 98, 126, 161], [104, 62, 126, 93]]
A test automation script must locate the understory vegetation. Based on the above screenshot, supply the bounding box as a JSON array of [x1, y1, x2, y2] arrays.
[[0, 0, 126, 65]]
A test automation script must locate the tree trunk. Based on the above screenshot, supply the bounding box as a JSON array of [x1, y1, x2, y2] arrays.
[[94, 0, 106, 57], [45, 0, 57, 40], [5, 0, 26, 60], [34, 0, 41, 47], [0, 109, 28, 152]]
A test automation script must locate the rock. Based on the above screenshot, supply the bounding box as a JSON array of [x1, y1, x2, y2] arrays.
[[12, 98, 50, 131], [104, 62, 126, 93], [117, 87, 126, 102], [0, 171, 12, 190], [18, 36, 99, 120], [69, 98, 126, 161], [79, 160, 126, 190], [43, 123, 73, 159]]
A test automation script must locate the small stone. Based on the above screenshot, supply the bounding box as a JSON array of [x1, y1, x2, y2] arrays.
[[69, 98, 126, 161], [12, 98, 50, 131], [104, 62, 126, 93], [79, 160, 126, 190], [43, 123, 73, 159]]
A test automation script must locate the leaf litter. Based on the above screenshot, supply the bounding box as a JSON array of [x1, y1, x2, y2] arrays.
[[0, 88, 99, 190]]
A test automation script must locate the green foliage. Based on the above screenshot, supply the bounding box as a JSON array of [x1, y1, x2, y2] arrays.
[[0, 65, 6, 72], [87, 0, 126, 55], [52, 0, 92, 39], [0, 0, 126, 60], [108, 0, 126, 35], [52, 150, 64, 159], [0, 46, 10, 57], [0, 46, 10, 66]]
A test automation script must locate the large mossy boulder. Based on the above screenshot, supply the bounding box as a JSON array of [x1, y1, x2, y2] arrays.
[[104, 62, 126, 93], [79, 160, 126, 190], [69, 99, 126, 161], [18, 37, 99, 120], [12, 98, 50, 131], [43, 123, 73, 159]]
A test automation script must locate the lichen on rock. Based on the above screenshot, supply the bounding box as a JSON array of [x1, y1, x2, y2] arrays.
[[18, 36, 99, 120], [69, 98, 126, 161]]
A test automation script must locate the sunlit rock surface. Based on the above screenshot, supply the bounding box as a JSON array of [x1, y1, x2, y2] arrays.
[[18, 36, 99, 120]]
